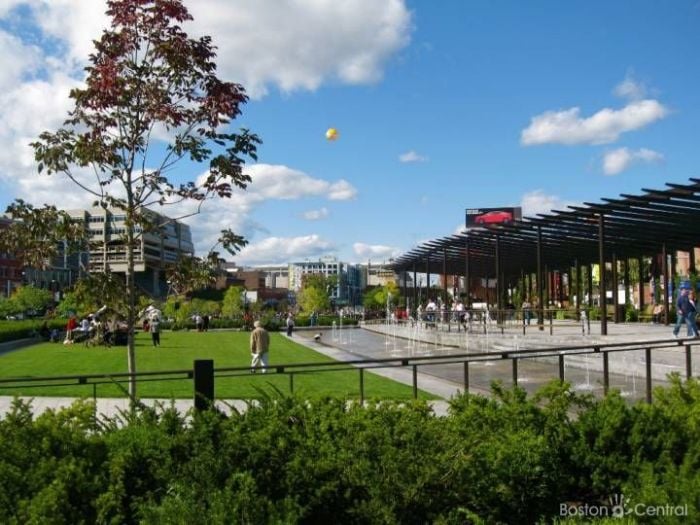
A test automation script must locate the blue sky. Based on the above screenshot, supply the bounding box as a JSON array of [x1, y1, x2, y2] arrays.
[[0, 1, 698, 265]]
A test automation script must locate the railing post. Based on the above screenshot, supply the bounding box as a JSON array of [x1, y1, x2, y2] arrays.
[[463, 361, 469, 393], [549, 311, 553, 335], [558, 355, 565, 383], [686, 344, 693, 380], [412, 365, 418, 399], [603, 352, 609, 395], [289, 372, 294, 394], [512, 358, 518, 386], [93, 383, 97, 429], [193, 359, 214, 411], [646, 347, 652, 404], [359, 368, 365, 404]]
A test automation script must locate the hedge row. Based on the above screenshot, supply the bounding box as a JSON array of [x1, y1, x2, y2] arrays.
[[0, 320, 65, 344], [164, 315, 358, 332], [1, 378, 699, 523], [0, 316, 358, 343]]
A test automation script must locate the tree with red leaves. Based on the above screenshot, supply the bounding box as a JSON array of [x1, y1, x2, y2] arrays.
[[31, 0, 261, 398]]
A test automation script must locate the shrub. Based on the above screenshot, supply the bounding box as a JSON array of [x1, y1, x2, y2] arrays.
[[1, 380, 699, 522], [0, 319, 65, 343]]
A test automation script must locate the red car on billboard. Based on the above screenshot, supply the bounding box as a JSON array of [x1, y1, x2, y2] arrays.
[[474, 210, 513, 225]]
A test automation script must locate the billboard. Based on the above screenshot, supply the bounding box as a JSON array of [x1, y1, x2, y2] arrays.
[[465, 207, 522, 228]]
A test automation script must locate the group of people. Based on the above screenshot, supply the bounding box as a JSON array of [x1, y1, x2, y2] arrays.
[[63, 314, 114, 346], [413, 298, 469, 330], [673, 286, 699, 338], [194, 314, 210, 332]]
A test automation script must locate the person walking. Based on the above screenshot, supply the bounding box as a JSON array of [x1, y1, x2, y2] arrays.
[[286, 313, 295, 337], [522, 299, 532, 325], [673, 287, 693, 338], [250, 320, 270, 373], [689, 290, 699, 337], [150, 317, 161, 347]]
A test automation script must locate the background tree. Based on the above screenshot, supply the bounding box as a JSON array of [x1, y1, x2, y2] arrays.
[[363, 282, 400, 312], [166, 255, 219, 297], [31, 0, 260, 397], [0, 297, 15, 319], [10, 287, 54, 316], [221, 285, 245, 319], [297, 274, 335, 313], [0, 200, 86, 272], [69, 270, 129, 318]]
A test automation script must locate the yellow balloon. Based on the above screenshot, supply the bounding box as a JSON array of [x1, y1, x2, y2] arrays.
[[325, 128, 339, 141]]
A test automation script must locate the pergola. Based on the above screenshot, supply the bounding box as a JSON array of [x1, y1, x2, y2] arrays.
[[390, 179, 700, 334]]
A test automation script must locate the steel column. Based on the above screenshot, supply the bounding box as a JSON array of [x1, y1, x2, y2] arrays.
[[443, 248, 448, 304], [426, 255, 431, 304], [574, 259, 581, 317], [495, 235, 502, 312], [662, 243, 669, 325], [464, 239, 471, 308], [599, 214, 608, 335], [537, 226, 544, 330], [623, 257, 630, 307], [638, 256, 645, 315], [612, 254, 619, 323], [587, 264, 594, 308]]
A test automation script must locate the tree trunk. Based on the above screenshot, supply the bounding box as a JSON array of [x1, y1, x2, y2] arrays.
[[126, 208, 137, 400]]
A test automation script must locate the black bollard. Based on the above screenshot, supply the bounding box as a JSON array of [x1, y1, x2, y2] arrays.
[[193, 359, 214, 411]]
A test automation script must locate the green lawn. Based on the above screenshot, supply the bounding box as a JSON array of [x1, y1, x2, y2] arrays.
[[0, 331, 437, 400]]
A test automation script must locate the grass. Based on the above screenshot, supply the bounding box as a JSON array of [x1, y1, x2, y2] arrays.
[[0, 331, 438, 401]]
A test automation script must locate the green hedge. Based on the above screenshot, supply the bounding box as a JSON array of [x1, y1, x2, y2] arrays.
[[1, 378, 699, 523], [0, 320, 65, 344], [163, 315, 357, 332]]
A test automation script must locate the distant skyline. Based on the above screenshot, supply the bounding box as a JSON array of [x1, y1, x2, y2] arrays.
[[0, 1, 698, 265]]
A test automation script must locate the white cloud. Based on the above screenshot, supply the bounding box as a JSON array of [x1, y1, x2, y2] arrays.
[[6, 0, 412, 99], [521, 99, 669, 146], [302, 207, 329, 221], [243, 164, 357, 201], [0, 31, 42, 91], [399, 150, 428, 163], [602, 147, 664, 175], [327, 180, 358, 200], [520, 190, 578, 217], [188, 0, 412, 98], [353, 242, 401, 260], [27, 0, 108, 68], [237, 235, 335, 265], [162, 164, 354, 256], [613, 72, 649, 101]]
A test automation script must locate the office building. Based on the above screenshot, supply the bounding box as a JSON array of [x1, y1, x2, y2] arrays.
[[67, 207, 194, 297]]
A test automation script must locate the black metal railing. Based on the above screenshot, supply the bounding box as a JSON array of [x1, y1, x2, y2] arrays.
[[0, 337, 697, 410]]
